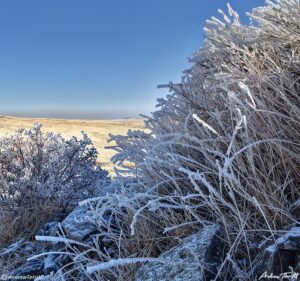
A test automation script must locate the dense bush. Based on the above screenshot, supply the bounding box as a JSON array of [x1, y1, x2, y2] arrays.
[[33, 1, 300, 280], [0, 124, 108, 246]]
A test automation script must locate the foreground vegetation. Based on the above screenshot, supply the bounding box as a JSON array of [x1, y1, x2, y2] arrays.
[[1, 0, 300, 280], [0, 124, 109, 248]]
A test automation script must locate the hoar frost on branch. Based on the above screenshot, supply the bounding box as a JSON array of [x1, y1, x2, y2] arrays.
[[0, 124, 108, 247], [36, 1, 300, 280]]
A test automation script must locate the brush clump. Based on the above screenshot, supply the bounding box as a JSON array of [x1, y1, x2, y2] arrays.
[[7, 1, 300, 280], [0, 124, 108, 248]]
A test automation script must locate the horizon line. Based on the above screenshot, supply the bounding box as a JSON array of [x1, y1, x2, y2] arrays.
[[0, 114, 145, 121]]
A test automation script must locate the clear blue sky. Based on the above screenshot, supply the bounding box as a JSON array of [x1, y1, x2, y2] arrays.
[[0, 0, 264, 119]]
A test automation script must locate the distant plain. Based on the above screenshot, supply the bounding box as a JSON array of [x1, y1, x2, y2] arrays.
[[0, 116, 145, 174]]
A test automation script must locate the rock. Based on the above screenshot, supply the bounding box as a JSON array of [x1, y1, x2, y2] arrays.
[[61, 205, 97, 241], [37, 222, 60, 237], [136, 224, 224, 281], [0, 202, 120, 279], [0, 239, 35, 259], [11, 259, 44, 281], [0, 239, 44, 281], [43, 254, 60, 275], [0, 222, 63, 279], [276, 227, 300, 250], [255, 227, 300, 278]]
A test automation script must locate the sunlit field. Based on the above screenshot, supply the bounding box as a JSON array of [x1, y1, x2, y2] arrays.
[[0, 116, 145, 174]]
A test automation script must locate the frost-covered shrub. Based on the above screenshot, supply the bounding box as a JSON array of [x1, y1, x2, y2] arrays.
[[33, 1, 300, 280], [33, 178, 170, 281], [110, 1, 300, 278], [0, 124, 108, 246]]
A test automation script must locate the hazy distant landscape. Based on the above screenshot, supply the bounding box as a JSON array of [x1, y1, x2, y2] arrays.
[[0, 116, 145, 174]]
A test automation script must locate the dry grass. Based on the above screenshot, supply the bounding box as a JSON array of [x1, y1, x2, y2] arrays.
[[0, 115, 145, 174], [5, 2, 300, 280]]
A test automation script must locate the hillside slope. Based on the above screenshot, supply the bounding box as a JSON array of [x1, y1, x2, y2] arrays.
[[0, 116, 145, 174]]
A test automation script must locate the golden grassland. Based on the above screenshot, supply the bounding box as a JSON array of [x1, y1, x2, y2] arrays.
[[0, 116, 145, 175]]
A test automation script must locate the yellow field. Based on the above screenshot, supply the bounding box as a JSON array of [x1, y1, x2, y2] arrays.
[[0, 116, 145, 175]]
